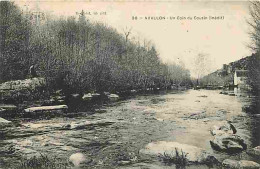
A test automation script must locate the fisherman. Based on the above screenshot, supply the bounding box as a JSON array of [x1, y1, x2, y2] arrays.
[[29, 65, 37, 78]]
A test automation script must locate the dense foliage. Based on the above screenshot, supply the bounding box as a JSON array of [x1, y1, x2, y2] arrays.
[[199, 73, 233, 87], [0, 2, 191, 94], [0, 1, 32, 81]]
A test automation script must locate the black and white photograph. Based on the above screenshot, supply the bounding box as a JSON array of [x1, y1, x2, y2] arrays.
[[0, 0, 259, 168]]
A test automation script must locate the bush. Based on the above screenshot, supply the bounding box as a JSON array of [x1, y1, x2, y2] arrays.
[[158, 148, 188, 168], [16, 154, 70, 169]]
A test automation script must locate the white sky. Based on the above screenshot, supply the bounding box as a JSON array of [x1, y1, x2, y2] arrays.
[[16, 1, 253, 77]]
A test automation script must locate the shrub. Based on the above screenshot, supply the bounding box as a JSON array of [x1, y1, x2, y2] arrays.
[[16, 154, 70, 169], [158, 148, 188, 168]]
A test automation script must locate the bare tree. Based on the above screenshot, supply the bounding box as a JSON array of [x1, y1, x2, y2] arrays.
[[247, 1, 260, 92], [123, 26, 132, 43], [248, 1, 260, 51], [193, 53, 212, 84]]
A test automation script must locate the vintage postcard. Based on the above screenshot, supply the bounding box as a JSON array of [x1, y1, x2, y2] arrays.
[[0, 1, 259, 169]]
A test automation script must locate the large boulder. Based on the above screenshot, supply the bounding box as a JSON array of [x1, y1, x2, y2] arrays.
[[210, 134, 247, 153], [140, 141, 218, 164], [0, 117, 12, 128], [222, 159, 260, 169], [247, 146, 260, 158]]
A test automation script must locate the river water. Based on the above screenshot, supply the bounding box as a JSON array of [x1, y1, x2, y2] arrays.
[[0, 89, 259, 169]]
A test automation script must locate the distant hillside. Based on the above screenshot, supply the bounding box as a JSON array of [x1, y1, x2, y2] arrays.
[[200, 53, 258, 87]]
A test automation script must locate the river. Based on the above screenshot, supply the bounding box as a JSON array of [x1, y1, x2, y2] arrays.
[[0, 89, 259, 169]]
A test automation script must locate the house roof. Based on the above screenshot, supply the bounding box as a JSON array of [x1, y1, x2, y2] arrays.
[[235, 70, 248, 77]]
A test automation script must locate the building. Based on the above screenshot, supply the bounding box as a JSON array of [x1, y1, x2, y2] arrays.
[[234, 70, 248, 86]]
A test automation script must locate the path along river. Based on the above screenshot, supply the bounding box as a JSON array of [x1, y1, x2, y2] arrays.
[[0, 89, 259, 168]]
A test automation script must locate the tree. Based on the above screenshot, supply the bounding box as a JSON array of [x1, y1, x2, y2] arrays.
[[193, 53, 212, 84], [123, 26, 132, 43], [247, 2, 260, 92], [0, 1, 32, 82], [0, 2, 191, 94], [248, 1, 260, 51]]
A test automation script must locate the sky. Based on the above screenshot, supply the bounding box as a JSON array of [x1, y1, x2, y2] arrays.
[[15, 1, 253, 77]]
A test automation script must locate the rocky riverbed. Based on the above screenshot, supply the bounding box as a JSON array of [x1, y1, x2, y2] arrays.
[[0, 89, 259, 169]]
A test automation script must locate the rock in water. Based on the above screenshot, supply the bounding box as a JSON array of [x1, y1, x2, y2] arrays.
[[222, 159, 260, 169], [222, 159, 240, 169], [71, 94, 80, 99], [63, 120, 115, 130], [24, 105, 68, 113], [210, 122, 236, 136], [247, 146, 260, 158], [239, 160, 260, 169], [229, 123, 237, 134], [70, 121, 92, 130], [108, 94, 119, 101], [0, 108, 6, 114], [82, 93, 92, 101], [69, 153, 86, 167], [139, 141, 218, 164], [210, 135, 247, 153], [0, 104, 17, 110], [0, 117, 12, 128]]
